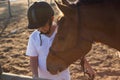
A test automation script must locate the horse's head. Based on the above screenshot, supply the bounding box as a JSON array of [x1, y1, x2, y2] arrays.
[[47, 0, 80, 74], [52, 0, 79, 52]]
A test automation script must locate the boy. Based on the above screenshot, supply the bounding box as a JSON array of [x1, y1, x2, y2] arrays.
[[26, 2, 70, 80]]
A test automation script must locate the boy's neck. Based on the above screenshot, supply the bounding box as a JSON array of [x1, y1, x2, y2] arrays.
[[38, 25, 56, 37]]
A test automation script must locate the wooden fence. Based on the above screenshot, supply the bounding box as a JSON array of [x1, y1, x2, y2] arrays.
[[0, 73, 50, 80], [0, 0, 60, 18]]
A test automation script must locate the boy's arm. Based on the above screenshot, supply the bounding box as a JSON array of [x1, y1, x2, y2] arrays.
[[30, 56, 39, 78]]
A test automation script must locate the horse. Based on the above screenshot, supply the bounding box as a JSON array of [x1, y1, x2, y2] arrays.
[[47, 0, 120, 79]]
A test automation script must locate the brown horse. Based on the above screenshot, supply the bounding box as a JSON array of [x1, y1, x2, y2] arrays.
[[47, 0, 120, 76]]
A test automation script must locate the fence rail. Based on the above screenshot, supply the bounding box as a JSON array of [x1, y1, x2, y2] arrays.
[[0, 73, 50, 80]]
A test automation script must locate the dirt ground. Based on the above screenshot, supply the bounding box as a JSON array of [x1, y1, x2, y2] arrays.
[[0, 0, 120, 80]]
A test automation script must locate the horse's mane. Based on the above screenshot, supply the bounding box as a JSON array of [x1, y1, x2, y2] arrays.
[[80, 0, 120, 4]]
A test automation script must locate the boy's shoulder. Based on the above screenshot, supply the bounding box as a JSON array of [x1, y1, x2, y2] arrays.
[[29, 30, 39, 39]]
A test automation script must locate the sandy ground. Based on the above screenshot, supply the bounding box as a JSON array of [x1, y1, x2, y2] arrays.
[[0, 0, 120, 80]]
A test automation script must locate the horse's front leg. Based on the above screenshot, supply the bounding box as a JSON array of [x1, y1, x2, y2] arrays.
[[80, 57, 96, 80]]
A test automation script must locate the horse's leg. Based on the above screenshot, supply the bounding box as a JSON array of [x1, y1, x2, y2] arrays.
[[0, 64, 2, 75], [80, 57, 95, 80]]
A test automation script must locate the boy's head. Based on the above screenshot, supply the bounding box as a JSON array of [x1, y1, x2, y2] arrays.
[[27, 2, 54, 29]]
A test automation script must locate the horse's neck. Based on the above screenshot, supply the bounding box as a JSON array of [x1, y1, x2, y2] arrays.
[[60, 25, 79, 51], [80, 2, 120, 50]]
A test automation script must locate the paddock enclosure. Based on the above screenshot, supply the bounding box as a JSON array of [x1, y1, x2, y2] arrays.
[[0, 0, 120, 80]]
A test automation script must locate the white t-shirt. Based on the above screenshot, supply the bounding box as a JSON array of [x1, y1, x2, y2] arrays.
[[26, 25, 70, 80]]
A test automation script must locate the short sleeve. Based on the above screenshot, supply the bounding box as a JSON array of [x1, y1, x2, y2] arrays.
[[26, 36, 38, 56]]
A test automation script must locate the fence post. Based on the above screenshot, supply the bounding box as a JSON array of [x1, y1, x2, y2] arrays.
[[8, 0, 12, 17], [28, 0, 30, 7]]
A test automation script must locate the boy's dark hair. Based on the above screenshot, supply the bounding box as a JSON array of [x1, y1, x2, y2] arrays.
[[27, 2, 54, 29]]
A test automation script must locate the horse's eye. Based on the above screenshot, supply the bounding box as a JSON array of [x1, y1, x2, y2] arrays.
[[60, 17, 65, 22], [57, 17, 65, 26]]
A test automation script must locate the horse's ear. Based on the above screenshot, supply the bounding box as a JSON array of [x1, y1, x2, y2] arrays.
[[62, 0, 70, 6], [55, 0, 74, 15]]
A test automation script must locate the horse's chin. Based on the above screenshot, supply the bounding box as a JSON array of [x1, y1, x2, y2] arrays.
[[47, 53, 68, 74]]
